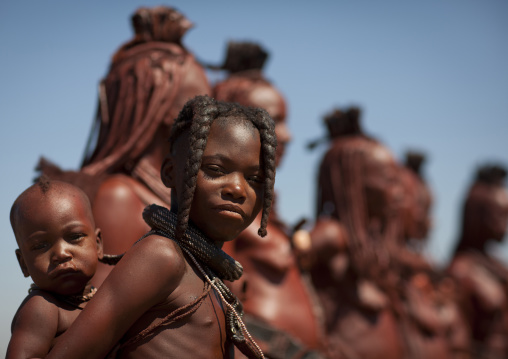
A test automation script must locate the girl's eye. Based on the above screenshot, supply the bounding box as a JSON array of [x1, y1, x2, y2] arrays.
[[247, 175, 264, 185], [203, 165, 225, 177]]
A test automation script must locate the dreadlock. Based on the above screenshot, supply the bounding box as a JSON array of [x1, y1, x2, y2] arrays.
[[316, 137, 400, 284], [169, 95, 277, 241]]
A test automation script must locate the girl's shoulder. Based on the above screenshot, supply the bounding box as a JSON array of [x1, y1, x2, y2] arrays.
[[119, 232, 188, 288]]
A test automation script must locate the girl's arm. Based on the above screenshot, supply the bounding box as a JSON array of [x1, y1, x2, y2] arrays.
[[45, 235, 186, 359], [7, 296, 58, 359]]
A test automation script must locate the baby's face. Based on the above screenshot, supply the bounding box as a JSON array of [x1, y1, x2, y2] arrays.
[[15, 190, 101, 296]]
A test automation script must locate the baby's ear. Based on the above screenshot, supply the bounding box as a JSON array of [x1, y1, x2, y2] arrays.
[[95, 228, 104, 260], [161, 155, 176, 189], [15, 249, 30, 277]]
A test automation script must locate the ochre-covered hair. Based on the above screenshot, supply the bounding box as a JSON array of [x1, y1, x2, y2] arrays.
[[307, 106, 364, 151], [169, 95, 277, 240], [316, 137, 399, 281], [219, 41, 269, 74], [212, 41, 275, 106], [324, 106, 362, 139], [81, 6, 195, 176]]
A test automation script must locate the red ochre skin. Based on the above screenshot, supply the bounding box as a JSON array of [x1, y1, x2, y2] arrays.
[[393, 165, 468, 359], [215, 65, 328, 357], [310, 134, 407, 359], [448, 167, 508, 358], [41, 113, 267, 358]]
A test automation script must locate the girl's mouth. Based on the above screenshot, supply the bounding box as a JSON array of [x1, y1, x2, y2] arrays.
[[214, 204, 245, 219]]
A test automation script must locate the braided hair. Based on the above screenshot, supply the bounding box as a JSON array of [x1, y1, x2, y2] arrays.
[[316, 136, 401, 284], [169, 95, 277, 241], [81, 6, 199, 177], [307, 106, 364, 151]]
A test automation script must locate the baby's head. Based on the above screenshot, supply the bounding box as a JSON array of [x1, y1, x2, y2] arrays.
[[161, 95, 277, 243], [10, 177, 103, 296]]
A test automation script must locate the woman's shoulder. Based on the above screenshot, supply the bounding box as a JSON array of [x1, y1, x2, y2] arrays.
[[95, 174, 145, 203], [92, 175, 156, 228]]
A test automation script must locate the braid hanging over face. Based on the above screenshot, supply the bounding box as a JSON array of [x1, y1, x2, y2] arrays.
[[169, 95, 277, 241]]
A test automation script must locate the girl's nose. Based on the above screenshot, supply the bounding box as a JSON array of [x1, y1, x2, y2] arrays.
[[222, 173, 247, 200], [51, 240, 72, 264]]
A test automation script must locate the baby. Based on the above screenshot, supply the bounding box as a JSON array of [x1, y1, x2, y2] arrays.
[[7, 177, 103, 359]]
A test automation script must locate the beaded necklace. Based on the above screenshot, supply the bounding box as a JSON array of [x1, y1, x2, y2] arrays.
[[29, 284, 97, 310]]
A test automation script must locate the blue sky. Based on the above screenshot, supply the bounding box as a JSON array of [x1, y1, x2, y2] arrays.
[[1, 0, 507, 352]]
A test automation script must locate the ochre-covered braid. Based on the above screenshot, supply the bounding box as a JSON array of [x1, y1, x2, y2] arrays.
[[175, 98, 217, 241]]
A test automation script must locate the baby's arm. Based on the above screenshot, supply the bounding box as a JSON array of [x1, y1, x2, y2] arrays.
[[6, 295, 59, 359], [45, 235, 186, 359]]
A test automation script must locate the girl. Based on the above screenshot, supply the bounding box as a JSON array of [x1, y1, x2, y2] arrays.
[[43, 95, 277, 359]]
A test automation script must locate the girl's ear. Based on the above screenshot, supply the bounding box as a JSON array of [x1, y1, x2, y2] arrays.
[[161, 155, 176, 188], [15, 249, 30, 277], [95, 228, 104, 260]]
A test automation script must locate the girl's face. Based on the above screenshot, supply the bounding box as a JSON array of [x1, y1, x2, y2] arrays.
[[168, 117, 265, 245]]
